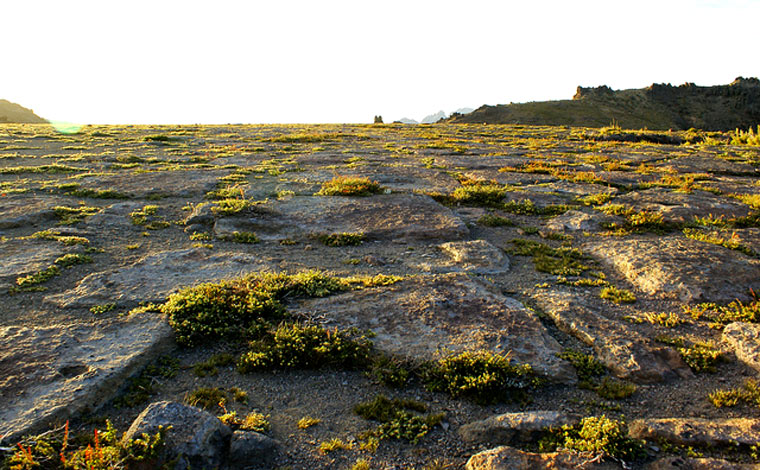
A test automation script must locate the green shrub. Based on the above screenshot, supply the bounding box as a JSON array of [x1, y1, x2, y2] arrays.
[[709, 379, 760, 408], [539, 415, 645, 461], [557, 349, 605, 382], [657, 335, 725, 373], [599, 286, 636, 304], [354, 395, 443, 444], [237, 323, 372, 372], [511, 239, 590, 276], [221, 231, 260, 244], [315, 176, 383, 196], [193, 353, 235, 377], [451, 184, 506, 207], [317, 232, 365, 246], [477, 213, 515, 227], [186, 387, 227, 411], [369, 355, 411, 388], [424, 350, 541, 404], [595, 377, 637, 400]]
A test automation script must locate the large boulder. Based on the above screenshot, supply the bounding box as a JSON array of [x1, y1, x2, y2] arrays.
[[723, 322, 760, 373], [228, 430, 279, 468], [292, 273, 576, 383], [123, 401, 231, 470], [437, 239, 510, 274], [0, 314, 174, 443], [458, 411, 580, 446], [466, 446, 620, 470], [628, 417, 760, 447], [612, 188, 752, 224]]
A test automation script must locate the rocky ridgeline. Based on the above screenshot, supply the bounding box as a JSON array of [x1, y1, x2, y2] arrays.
[[0, 123, 759, 468], [451, 77, 760, 131]]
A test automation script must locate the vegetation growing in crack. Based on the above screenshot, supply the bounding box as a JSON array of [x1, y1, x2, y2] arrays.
[[354, 395, 444, 444]]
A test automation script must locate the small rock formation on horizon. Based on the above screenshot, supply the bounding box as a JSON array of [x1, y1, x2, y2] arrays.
[[449, 77, 760, 131], [0, 99, 47, 123]]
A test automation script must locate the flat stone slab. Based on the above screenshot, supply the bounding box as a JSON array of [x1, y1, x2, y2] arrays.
[[0, 239, 67, 291], [613, 188, 752, 223], [722, 322, 760, 373], [466, 446, 620, 470], [532, 290, 691, 383], [46, 248, 271, 308], [545, 210, 614, 232], [647, 456, 760, 469], [584, 236, 760, 303], [82, 168, 226, 198], [0, 196, 60, 229], [458, 410, 580, 445], [0, 314, 173, 443], [629, 417, 760, 447], [220, 193, 469, 242], [438, 239, 510, 274], [293, 273, 576, 383]]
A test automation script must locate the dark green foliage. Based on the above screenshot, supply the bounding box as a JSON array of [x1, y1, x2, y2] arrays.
[[369, 355, 411, 388], [354, 395, 443, 444], [115, 357, 178, 408], [186, 387, 228, 411], [237, 323, 372, 371], [709, 379, 760, 408], [539, 416, 645, 461], [317, 232, 365, 246], [557, 349, 605, 382], [594, 377, 637, 400], [162, 271, 345, 346], [193, 353, 235, 377], [144, 134, 180, 143], [424, 350, 541, 404], [477, 213, 515, 227], [511, 239, 590, 276], [656, 335, 725, 373], [315, 176, 383, 196], [451, 184, 506, 207]]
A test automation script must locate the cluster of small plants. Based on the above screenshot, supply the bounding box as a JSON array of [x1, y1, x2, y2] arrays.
[[3, 421, 168, 470], [708, 379, 760, 408], [476, 212, 515, 227], [28, 229, 89, 246], [354, 395, 444, 444], [599, 286, 637, 304], [538, 415, 646, 462], [682, 297, 759, 325], [557, 349, 636, 399], [220, 231, 259, 244], [192, 353, 235, 377], [129, 205, 170, 230], [53, 205, 99, 225], [596, 204, 675, 235], [317, 232, 365, 247], [13, 253, 93, 292], [656, 335, 725, 372], [114, 356, 179, 408], [315, 176, 384, 197], [423, 350, 542, 404], [185, 386, 248, 411], [683, 228, 758, 258], [510, 239, 590, 276]]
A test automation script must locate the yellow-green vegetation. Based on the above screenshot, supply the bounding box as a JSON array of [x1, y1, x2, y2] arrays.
[[161, 270, 346, 346], [597, 204, 675, 234], [240, 411, 270, 433], [369, 355, 411, 388], [594, 377, 637, 400], [683, 299, 760, 325], [14, 253, 93, 290], [220, 231, 260, 244], [211, 198, 257, 216], [423, 350, 541, 404], [53, 205, 99, 225], [318, 437, 353, 454], [683, 227, 758, 257], [189, 231, 212, 241], [63, 186, 130, 199], [731, 126, 760, 146], [341, 274, 404, 288], [28, 229, 89, 246], [599, 286, 636, 304], [354, 395, 444, 444], [656, 335, 725, 372], [510, 239, 590, 276], [315, 176, 383, 196], [192, 353, 235, 377], [0, 163, 84, 174], [2, 421, 168, 470], [89, 303, 117, 315], [297, 416, 321, 429], [577, 192, 613, 206], [129, 205, 170, 229], [557, 349, 605, 383], [185, 386, 227, 411], [317, 232, 365, 246], [476, 213, 515, 227], [642, 312, 686, 327], [351, 458, 371, 470], [709, 379, 760, 408], [237, 323, 372, 371], [539, 415, 645, 461]]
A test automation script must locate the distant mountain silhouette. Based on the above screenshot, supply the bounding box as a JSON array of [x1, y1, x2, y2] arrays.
[[447, 78, 760, 131], [420, 110, 447, 124], [0, 99, 46, 123]]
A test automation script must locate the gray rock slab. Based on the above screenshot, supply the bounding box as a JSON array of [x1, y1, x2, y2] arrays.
[[613, 188, 752, 223], [123, 401, 231, 470], [466, 446, 620, 470], [0, 239, 67, 291], [438, 240, 510, 274], [219, 194, 469, 242], [80, 169, 226, 198], [628, 417, 760, 447], [458, 411, 580, 446], [545, 210, 615, 232], [83, 201, 145, 230], [46, 248, 271, 308], [293, 273, 576, 383], [532, 290, 691, 383], [723, 322, 760, 373], [584, 236, 760, 303], [0, 196, 60, 229], [0, 314, 174, 443]]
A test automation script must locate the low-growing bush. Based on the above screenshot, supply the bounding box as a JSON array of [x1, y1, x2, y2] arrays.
[[599, 286, 636, 304], [317, 232, 365, 246], [424, 350, 541, 404], [511, 239, 590, 276], [354, 395, 443, 444], [539, 415, 645, 461], [315, 176, 383, 196]]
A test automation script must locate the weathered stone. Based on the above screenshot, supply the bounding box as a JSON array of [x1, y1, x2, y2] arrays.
[[0, 239, 67, 290], [241, 194, 469, 241], [293, 273, 576, 383], [584, 236, 760, 303], [723, 322, 760, 373], [438, 239, 510, 274], [0, 196, 59, 229], [183, 201, 215, 226], [458, 411, 580, 445], [532, 291, 691, 383], [46, 248, 271, 308], [228, 430, 279, 468], [83, 201, 145, 229], [614, 188, 752, 223], [0, 314, 173, 443], [81, 169, 224, 198], [545, 210, 610, 232], [647, 456, 760, 470], [122, 401, 231, 470], [466, 446, 620, 470], [628, 417, 760, 447]]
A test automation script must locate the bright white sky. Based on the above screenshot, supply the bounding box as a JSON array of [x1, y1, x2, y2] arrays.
[[3, 0, 759, 124]]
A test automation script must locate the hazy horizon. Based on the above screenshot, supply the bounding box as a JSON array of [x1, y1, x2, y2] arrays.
[[4, 0, 760, 125]]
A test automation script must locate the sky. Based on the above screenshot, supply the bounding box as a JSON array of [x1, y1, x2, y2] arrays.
[[3, 0, 760, 124]]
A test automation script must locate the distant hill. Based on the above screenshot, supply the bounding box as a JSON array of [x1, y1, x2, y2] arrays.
[[0, 99, 46, 123], [448, 77, 760, 131]]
